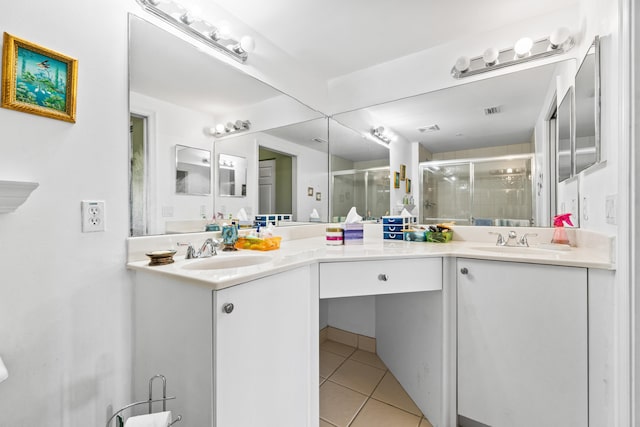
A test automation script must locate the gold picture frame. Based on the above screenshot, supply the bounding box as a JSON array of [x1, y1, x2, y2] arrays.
[[2, 33, 78, 123], [394, 171, 400, 188], [399, 164, 406, 181], [406, 178, 412, 193]]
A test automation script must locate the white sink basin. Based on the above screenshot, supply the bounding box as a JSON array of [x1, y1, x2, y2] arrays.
[[470, 246, 567, 256], [181, 254, 273, 270]]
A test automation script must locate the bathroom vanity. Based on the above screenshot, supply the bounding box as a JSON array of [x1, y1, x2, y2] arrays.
[[127, 227, 612, 427]]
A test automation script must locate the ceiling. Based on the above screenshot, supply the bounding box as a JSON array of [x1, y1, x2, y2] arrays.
[[211, 0, 579, 80]]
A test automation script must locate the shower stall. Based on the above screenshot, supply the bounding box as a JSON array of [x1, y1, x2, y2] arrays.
[[420, 154, 534, 226], [331, 167, 390, 221]]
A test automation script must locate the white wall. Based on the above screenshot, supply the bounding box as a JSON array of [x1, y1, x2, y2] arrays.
[[131, 92, 214, 233], [0, 0, 133, 425], [326, 297, 376, 337]]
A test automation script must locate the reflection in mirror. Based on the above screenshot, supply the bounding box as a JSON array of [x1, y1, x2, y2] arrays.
[[333, 60, 575, 227], [175, 145, 211, 195], [557, 87, 574, 182], [214, 117, 329, 223], [329, 119, 390, 221], [218, 154, 247, 197], [128, 15, 324, 236], [574, 36, 600, 173]]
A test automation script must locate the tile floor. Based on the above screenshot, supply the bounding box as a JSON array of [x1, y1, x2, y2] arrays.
[[320, 339, 434, 427]]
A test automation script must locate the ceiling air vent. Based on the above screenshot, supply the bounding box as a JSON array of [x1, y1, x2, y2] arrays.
[[484, 105, 502, 115], [312, 137, 327, 144], [418, 124, 440, 133]]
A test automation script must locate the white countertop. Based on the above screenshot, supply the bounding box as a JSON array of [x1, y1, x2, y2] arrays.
[[127, 233, 614, 291]]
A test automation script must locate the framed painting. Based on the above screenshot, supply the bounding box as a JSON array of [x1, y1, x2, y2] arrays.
[[307, 187, 314, 196], [406, 178, 412, 193], [400, 164, 406, 181], [394, 171, 400, 188], [2, 33, 78, 123], [316, 192, 322, 201]]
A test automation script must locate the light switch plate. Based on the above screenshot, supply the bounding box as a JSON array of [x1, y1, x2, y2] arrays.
[[605, 194, 616, 225]]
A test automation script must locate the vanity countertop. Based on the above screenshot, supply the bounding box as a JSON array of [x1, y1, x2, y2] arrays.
[[127, 234, 614, 291]]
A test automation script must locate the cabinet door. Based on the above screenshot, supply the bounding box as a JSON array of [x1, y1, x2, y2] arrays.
[[457, 259, 587, 427], [213, 267, 315, 427]]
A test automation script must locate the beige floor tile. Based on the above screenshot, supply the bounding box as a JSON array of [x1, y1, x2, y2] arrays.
[[320, 350, 346, 378], [327, 327, 358, 347], [350, 398, 421, 427], [329, 359, 386, 395], [349, 349, 386, 370], [320, 419, 336, 427], [419, 417, 434, 427], [320, 380, 368, 427], [357, 335, 376, 352], [321, 340, 357, 357], [372, 371, 422, 416]]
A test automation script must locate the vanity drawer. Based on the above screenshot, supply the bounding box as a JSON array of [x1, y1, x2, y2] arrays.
[[319, 258, 442, 298]]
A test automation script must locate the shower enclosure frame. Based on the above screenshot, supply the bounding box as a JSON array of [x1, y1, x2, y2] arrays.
[[331, 166, 390, 221], [418, 153, 535, 226]]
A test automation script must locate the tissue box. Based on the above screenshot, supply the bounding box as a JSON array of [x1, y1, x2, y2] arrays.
[[343, 223, 363, 245]]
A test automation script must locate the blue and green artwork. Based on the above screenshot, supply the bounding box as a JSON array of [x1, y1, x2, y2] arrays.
[[15, 46, 68, 112]]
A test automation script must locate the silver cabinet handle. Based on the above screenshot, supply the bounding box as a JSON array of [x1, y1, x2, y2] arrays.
[[460, 268, 469, 275], [222, 303, 234, 314], [378, 274, 388, 282]]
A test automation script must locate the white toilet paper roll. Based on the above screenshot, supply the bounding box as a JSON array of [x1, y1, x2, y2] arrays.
[[0, 356, 8, 383]]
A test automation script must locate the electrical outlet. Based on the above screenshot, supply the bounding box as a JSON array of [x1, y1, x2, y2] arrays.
[[82, 200, 105, 232]]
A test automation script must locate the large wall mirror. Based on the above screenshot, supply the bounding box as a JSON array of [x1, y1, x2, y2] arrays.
[[128, 15, 326, 236], [332, 60, 576, 228]]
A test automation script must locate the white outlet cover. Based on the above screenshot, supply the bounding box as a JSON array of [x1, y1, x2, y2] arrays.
[[605, 194, 616, 225], [81, 200, 105, 232]]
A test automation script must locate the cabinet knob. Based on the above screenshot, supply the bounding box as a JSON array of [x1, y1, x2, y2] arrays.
[[222, 303, 234, 314], [460, 267, 469, 275], [378, 274, 389, 282]]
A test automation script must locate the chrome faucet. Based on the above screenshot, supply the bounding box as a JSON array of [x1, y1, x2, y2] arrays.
[[178, 238, 221, 259], [489, 230, 538, 247]]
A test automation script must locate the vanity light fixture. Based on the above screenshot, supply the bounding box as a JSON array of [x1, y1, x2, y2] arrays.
[[135, 0, 255, 63], [371, 126, 394, 145], [451, 27, 574, 79], [209, 119, 251, 138]]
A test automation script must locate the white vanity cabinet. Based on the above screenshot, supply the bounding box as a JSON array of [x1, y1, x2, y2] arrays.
[[456, 259, 587, 427], [133, 266, 317, 427]]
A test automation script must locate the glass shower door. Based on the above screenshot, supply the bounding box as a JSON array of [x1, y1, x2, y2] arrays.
[[421, 163, 471, 225]]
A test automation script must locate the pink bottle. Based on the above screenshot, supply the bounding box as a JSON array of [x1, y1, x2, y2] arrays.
[[551, 213, 573, 245]]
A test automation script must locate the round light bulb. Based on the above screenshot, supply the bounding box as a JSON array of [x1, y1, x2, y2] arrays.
[[240, 36, 255, 53], [483, 47, 499, 66], [454, 56, 470, 72], [215, 124, 226, 134], [514, 37, 533, 57], [217, 21, 232, 39], [550, 27, 570, 49], [375, 126, 385, 134]]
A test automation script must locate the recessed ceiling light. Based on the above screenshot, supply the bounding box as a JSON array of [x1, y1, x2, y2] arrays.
[[418, 124, 440, 132]]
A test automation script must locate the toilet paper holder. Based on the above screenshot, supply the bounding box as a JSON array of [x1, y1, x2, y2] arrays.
[[106, 374, 182, 426]]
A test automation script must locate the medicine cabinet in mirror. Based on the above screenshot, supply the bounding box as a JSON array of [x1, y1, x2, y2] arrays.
[[574, 36, 601, 174], [128, 14, 326, 236], [218, 154, 247, 197], [175, 145, 211, 196]]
